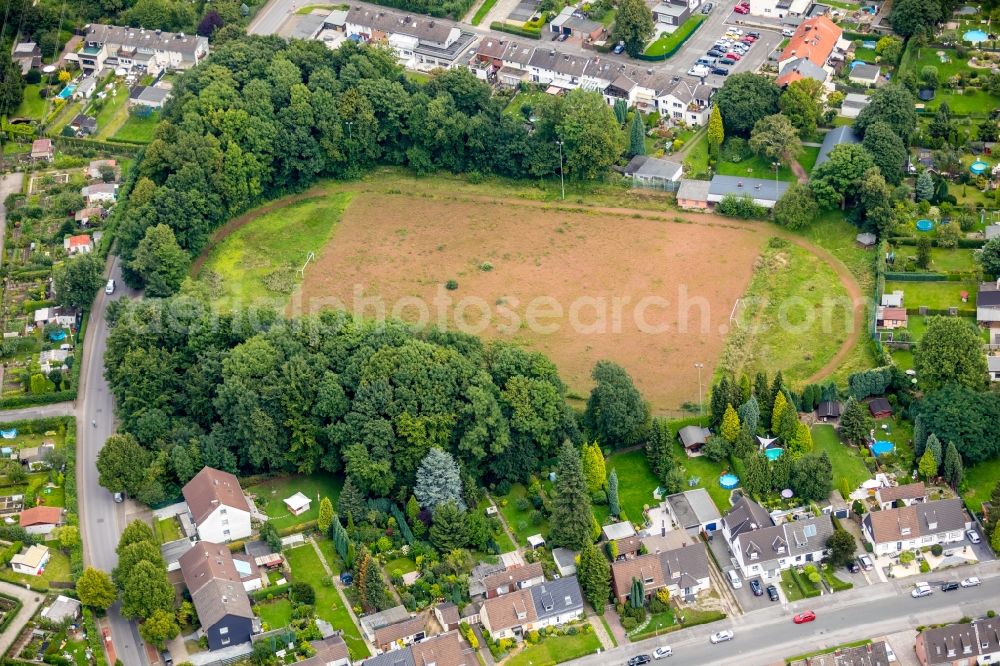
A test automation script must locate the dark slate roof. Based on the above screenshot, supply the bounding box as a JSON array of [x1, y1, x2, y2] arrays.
[[784, 515, 834, 557], [815, 401, 841, 418], [530, 576, 583, 621], [724, 496, 774, 539], [868, 397, 892, 415], [677, 425, 711, 449], [978, 282, 1000, 307], [708, 175, 790, 202], [363, 649, 417, 666], [816, 126, 860, 168]]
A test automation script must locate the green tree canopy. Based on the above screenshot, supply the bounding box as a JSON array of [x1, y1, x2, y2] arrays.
[[415, 447, 465, 511], [128, 224, 190, 297], [53, 253, 105, 310], [549, 442, 595, 550], [0, 51, 25, 116], [810, 143, 876, 209], [861, 121, 907, 185], [826, 529, 857, 566], [915, 317, 988, 391], [121, 559, 175, 620], [554, 89, 624, 180], [749, 113, 801, 161], [854, 85, 918, 144], [581, 441, 607, 494], [429, 500, 468, 551], [981, 237, 1000, 277], [139, 609, 180, 649], [773, 183, 819, 230], [613, 0, 655, 57], [97, 433, 153, 498], [585, 360, 649, 448], [577, 541, 611, 609], [713, 74, 781, 136], [839, 397, 874, 446], [76, 567, 117, 609], [778, 78, 823, 136]]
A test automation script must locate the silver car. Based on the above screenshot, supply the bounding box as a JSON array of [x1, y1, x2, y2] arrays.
[[710, 630, 734, 644]]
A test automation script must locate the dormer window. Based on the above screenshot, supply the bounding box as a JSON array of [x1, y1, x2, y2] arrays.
[[750, 552, 758, 560], [644, 576, 654, 584], [516, 610, 526, 620], [927, 521, 937, 530], [900, 527, 910, 535], [565, 596, 572, 606]]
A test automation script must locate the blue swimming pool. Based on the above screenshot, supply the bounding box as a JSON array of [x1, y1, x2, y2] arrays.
[[964, 29, 988, 43], [850, 60, 867, 70], [764, 447, 783, 461], [916, 219, 935, 232], [871, 440, 895, 456], [971, 160, 989, 175], [720, 474, 739, 490], [57, 84, 77, 100]]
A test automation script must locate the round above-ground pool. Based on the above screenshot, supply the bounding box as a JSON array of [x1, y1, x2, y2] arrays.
[[48, 329, 66, 342], [964, 29, 988, 43], [870, 440, 895, 456], [764, 447, 783, 461], [916, 219, 935, 232], [720, 473, 740, 490], [971, 160, 990, 175]]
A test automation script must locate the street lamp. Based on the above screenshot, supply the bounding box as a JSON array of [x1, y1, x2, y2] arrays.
[[556, 140, 565, 200], [773, 160, 780, 188], [694, 363, 705, 416]]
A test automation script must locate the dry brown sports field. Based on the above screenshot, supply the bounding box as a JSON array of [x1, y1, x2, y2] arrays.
[[298, 191, 769, 412]]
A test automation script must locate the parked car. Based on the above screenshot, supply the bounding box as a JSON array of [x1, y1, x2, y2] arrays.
[[766, 585, 779, 602], [613, 42, 625, 54], [747, 30, 760, 37], [911, 582, 933, 598], [653, 647, 673, 659], [161, 651, 174, 666], [557, 32, 568, 41], [941, 581, 960, 592], [782, 27, 795, 36], [113, 491, 124, 503], [858, 555, 874, 571], [846, 561, 860, 574], [727, 569, 742, 589], [793, 611, 817, 624], [719, 58, 736, 65], [702, 2, 714, 12], [628, 656, 652, 666], [710, 66, 730, 75], [688, 65, 710, 77], [733, 4, 749, 13], [967, 529, 982, 544], [961, 577, 981, 587], [710, 630, 735, 644], [725, 52, 742, 60], [707, 49, 725, 57], [749, 579, 763, 596], [105, 279, 116, 295], [339, 572, 354, 585]]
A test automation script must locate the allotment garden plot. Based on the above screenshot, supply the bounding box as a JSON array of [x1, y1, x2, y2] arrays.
[[298, 192, 768, 413]]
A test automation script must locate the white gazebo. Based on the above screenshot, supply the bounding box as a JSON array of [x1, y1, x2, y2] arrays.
[[284, 492, 312, 516], [527, 534, 546, 550], [757, 435, 779, 451]]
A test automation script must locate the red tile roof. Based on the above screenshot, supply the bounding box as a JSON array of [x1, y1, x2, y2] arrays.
[[781, 16, 842, 68], [18, 506, 63, 527]]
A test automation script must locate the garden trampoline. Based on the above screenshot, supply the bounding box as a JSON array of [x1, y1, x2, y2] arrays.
[[915, 219, 935, 231]]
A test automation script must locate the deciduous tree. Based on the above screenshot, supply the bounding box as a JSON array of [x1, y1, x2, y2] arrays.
[[915, 317, 988, 391], [76, 567, 116, 609], [53, 253, 105, 310], [97, 433, 153, 498], [713, 74, 781, 136], [140, 609, 179, 648], [773, 183, 819, 230], [779, 78, 823, 135], [979, 237, 1000, 277], [128, 224, 189, 297], [585, 361, 649, 448], [862, 121, 907, 185], [121, 560, 175, 620], [614, 0, 655, 57], [826, 529, 857, 566], [556, 89, 624, 181], [854, 85, 918, 144], [749, 113, 802, 161], [810, 144, 876, 209]]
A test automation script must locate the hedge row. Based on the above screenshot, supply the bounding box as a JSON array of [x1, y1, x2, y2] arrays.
[[905, 306, 976, 316], [489, 21, 541, 38], [83, 608, 109, 666], [0, 591, 24, 633], [0, 389, 76, 409], [638, 14, 706, 61], [252, 583, 291, 601], [890, 236, 985, 249]]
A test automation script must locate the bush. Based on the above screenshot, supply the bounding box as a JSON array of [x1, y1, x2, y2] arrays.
[[930, 544, 943, 556], [919, 559, 931, 573], [716, 194, 768, 220], [489, 20, 542, 38], [445, 280, 459, 290]]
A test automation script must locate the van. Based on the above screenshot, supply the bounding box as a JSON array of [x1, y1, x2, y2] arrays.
[[727, 569, 742, 589], [697, 56, 716, 66], [105, 279, 115, 295], [687, 64, 710, 78]]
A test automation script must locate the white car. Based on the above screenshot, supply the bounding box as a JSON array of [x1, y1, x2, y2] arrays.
[[653, 647, 673, 659], [710, 630, 734, 644], [105, 279, 116, 295], [688, 65, 710, 77], [967, 529, 982, 544], [911, 582, 933, 598], [961, 577, 982, 587], [782, 27, 795, 36]]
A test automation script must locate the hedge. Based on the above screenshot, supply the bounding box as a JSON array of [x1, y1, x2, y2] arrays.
[[904, 306, 976, 316], [252, 583, 291, 601], [883, 272, 947, 281], [639, 14, 706, 60], [0, 389, 76, 409], [0, 591, 24, 633], [489, 21, 541, 38], [83, 607, 109, 666], [890, 236, 985, 249]]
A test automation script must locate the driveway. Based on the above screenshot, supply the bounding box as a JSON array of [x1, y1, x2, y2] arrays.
[[0, 402, 75, 421]]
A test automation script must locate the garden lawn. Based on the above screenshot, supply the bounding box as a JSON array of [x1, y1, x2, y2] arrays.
[[15, 85, 47, 119], [780, 569, 804, 601], [503, 88, 550, 119], [244, 473, 344, 531], [714, 153, 798, 181], [315, 535, 341, 573], [928, 247, 977, 273], [798, 146, 821, 174], [471, 0, 499, 25], [960, 456, 1000, 513], [811, 425, 871, 491], [904, 47, 970, 81], [605, 449, 660, 522], [926, 89, 1000, 116], [197, 193, 352, 311], [386, 557, 417, 575], [111, 111, 160, 143], [154, 516, 182, 543], [285, 545, 369, 659], [668, 418, 731, 512], [644, 15, 706, 57], [89, 83, 131, 139], [682, 129, 709, 178], [630, 608, 676, 639], [255, 598, 293, 629], [884, 280, 976, 313], [2, 549, 72, 587], [498, 483, 549, 546], [505, 631, 602, 666]]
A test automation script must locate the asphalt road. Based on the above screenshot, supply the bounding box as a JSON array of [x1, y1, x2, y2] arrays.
[[76, 256, 147, 666], [575, 575, 1000, 666]]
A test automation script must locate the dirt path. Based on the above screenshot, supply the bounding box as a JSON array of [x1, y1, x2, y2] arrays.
[[189, 181, 865, 389], [789, 158, 809, 184]]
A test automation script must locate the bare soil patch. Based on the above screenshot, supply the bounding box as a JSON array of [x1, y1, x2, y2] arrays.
[[299, 193, 768, 413]]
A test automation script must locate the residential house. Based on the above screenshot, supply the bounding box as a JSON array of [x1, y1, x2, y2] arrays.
[[788, 640, 892, 666], [815, 401, 841, 419], [849, 63, 881, 87], [623, 155, 683, 188], [373, 616, 426, 653], [75, 207, 106, 226], [676, 179, 711, 209], [11, 42, 41, 75], [360, 606, 412, 643], [653, 1, 690, 27], [161, 537, 195, 573], [677, 424, 712, 455], [434, 603, 460, 632], [182, 466, 253, 542], [81, 183, 119, 205], [775, 16, 843, 86], [342, 6, 476, 70], [862, 498, 969, 556], [839, 92, 871, 119], [656, 77, 712, 125], [881, 290, 904, 308], [128, 85, 171, 109], [299, 635, 351, 666], [977, 281, 1000, 344], [34, 306, 76, 328], [468, 562, 506, 599], [480, 576, 584, 640], [875, 306, 907, 329], [11, 544, 50, 576], [284, 492, 311, 516], [602, 521, 636, 542], [362, 632, 475, 666], [708, 175, 790, 209], [816, 126, 860, 169], [875, 482, 926, 510], [87, 159, 118, 180], [610, 543, 711, 603], [868, 397, 892, 418], [41, 596, 81, 624], [664, 489, 723, 535], [729, 512, 834, 580], [64, 234, 93, 255], [915, 617, 1000, 666], [482, 562, 544, 599], [550, 7, 605, 40], [74, 75, 98, 100], [528, 49, 588, 89], [69, 114, 98, 136], [31, 139, 54, 162], [179, 541, 256, 650], [614, 535, 643, 559], [77, 24, 209, 75], [19, 506, 63, 537]]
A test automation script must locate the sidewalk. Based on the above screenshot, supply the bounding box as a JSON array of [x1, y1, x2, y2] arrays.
[[0, 582, 44, 656]]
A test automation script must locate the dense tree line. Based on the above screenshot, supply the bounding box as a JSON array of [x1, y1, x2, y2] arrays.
[[103, 296, 581, 504], [116, 37, 624, 293]]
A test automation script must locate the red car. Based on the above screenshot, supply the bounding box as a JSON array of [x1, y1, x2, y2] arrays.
[[741, 35, 757, 43], [793, 611, 817, 624], [725, 52, 742, 60], [733, 4, 750, 12]]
